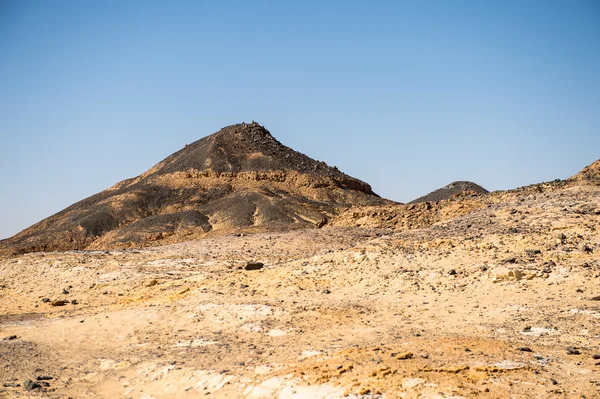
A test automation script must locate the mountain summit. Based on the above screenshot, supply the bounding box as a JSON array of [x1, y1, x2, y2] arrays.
[[1, 122, 390, 255], [408, 181, 489, 204]]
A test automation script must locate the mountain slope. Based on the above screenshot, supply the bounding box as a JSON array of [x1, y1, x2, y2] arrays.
[[568, 159, 600, 184], [1, 122, 391, 255], [408, 181, 489, 204]]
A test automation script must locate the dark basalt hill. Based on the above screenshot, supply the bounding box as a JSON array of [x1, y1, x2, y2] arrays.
[[409, 181, 489, 204], [1, 122, 392, 255]]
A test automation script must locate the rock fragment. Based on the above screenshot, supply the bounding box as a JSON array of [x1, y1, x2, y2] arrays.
[[518, 347, 533, 352], [525, 249, 541, 257], [566, 347, 581, 355], [391, 351, 413, 359], [244, 261, 264, 271], [23, 380, 41, 391]]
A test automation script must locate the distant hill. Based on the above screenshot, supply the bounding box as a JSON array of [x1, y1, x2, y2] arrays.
[[0, 122, 391, 255], [568, 159, 600, 184], [408, 181, 489, 204]]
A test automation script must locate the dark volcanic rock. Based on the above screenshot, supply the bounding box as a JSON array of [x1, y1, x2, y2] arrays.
[[0, 122, 391, 255], [23, 380, 41, 391], [409, 181, 489, 204], [244, 261, 264, 271]]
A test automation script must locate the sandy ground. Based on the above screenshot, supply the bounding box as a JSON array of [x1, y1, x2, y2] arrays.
[[1, 185, 599, 399]]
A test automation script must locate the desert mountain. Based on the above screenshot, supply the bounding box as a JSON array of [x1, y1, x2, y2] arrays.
[[408, 181, 489, 204], [568, 159, 600, 184], [0, 122, 391, 255]]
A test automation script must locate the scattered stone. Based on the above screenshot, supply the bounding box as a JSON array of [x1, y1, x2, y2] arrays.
[[35, 376, 52, 381], [558, 233, 567, 241], [41, 298, 50, 303], [146, 279, 158, 287], [3, 383, 19, 387], [576, 288, 584, 293], [391, 352, 413, 359], [23, 380, 41, 391], [50, 300, 69, 307], [240, 284, 249, 289], [322, 289, 331, 294], [336, 364, 353, 375], [448, 269, 457, 276], [316, 218, 327, 228], [518, 347, 533, 352], [488, 267, 523, 282], [473, 362, 525, 372], [592, 354, 600, 360], [566, 347, 581, 355], [71, 299, 78, 305], [178, 287, 190, 295], [525, 249, 542, 257], [244, 261, 264, 271], [62, 288, 69, 294], [581, 244, 593, 253], [422, 365, 469, 373], [4, 335, 17, 341], [590, 296, 600, 301]]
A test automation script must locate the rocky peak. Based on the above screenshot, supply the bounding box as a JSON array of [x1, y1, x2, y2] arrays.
[[409, 181, 488, 204]]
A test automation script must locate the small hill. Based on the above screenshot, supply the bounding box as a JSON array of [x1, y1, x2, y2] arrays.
[[0, 122, 391, 255], [568, 159, 600, 184], [408, 181, 489, 204]]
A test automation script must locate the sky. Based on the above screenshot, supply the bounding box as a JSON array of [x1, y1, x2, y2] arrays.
[[1, 0, 599, 239]]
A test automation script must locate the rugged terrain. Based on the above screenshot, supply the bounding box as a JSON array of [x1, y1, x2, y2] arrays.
[[0, 122, 389, 256], [1, 125, 599, 399], [408, 181, 489, 204], [0, 159, 599, 398]]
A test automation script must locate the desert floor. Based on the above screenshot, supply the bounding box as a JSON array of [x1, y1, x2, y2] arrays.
[[1, 186, 599, 399]]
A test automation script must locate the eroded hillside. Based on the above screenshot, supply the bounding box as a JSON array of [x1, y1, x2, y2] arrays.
[[0, 171, 599, 398]]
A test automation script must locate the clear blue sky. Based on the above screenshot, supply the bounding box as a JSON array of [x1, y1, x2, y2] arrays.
[[1, 1, 599, 239]]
